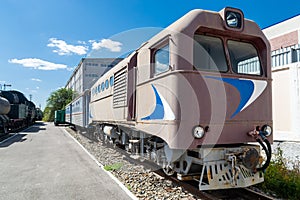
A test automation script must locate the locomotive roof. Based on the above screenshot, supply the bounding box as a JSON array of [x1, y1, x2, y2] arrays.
[[91, 8, 269, 89], [139, 8, 268, 50], [0, 90, 29, 104]]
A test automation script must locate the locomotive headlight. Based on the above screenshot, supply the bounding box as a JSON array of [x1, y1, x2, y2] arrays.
[[221, 7, 244, 30], [226, 11, 241, 28], [193, 126, 205, 139], [261, 125, 272, 137]]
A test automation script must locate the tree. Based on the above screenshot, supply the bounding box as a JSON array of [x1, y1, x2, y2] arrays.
[[43, 88, 74, 122]]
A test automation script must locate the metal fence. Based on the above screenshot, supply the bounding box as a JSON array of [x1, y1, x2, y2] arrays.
[[238, 44, 300, 73], [272, 44, 300, 67]]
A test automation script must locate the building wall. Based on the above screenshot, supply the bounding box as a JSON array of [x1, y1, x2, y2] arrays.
[[272, 67, 292, 132], [65, 58, 122, 96], [272, 63, 300, 135], [263, 15, 300, 49], [263, 15, 300, 139], [269, 31, 298, 51], [289, 63, 300, 134]]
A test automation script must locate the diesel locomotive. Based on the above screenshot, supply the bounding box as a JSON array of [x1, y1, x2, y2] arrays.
[[66, 7, 272, 190]]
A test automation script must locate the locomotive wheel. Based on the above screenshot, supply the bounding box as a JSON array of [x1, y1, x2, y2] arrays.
[[98, 132, 105, 142], [2, 125, 8, 134], [4, 126, 8, 134], [163, 163, 175, 176]]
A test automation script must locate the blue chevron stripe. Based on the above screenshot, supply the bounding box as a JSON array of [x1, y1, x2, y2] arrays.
[[205, 76, 254, 118], [141, 85, 164, 120]]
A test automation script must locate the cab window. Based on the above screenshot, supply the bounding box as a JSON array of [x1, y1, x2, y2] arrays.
[[154, 44, 170, 75], [228, 40, 262, 75], [194, 35, 228, 72]]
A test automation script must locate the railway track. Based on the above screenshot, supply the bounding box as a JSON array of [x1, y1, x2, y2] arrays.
[[80, 130, 275, 200], [151, 165, 274, 200]]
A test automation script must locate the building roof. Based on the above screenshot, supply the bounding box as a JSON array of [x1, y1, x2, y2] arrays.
[[263, 14, 300, 39]]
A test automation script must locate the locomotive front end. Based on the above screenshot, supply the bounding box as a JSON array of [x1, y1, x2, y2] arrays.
[[136, 7, 273, 190], [178, 7, 272, 190]]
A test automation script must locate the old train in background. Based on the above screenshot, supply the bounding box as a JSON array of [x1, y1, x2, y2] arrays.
[[0, 90, 43, 136]]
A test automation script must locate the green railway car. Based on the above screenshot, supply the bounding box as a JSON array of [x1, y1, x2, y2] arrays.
[[54, 110, 65, 126]]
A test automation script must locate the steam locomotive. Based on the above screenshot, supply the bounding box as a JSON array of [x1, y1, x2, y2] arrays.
[[0, 90, 42, 135]]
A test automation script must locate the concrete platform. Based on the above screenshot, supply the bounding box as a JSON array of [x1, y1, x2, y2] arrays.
[[0, 122, 133, 200], [273, 130, 300, 142]]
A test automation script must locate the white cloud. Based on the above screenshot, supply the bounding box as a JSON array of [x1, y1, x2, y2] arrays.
[[31, 78, 42, 82], [66, 67, 75, 72], [9, 58, 67, 70], [47, 38, 88, 55], [36, 86, 40, 89], [91, 39, 122, 52], [77, 40, 86, 45]]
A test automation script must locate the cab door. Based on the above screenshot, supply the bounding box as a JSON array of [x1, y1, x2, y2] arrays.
[[127, 53, 137, 121]]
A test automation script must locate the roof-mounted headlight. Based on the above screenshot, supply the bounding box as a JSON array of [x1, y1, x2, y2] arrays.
[[220, 7, 244, 31], [226, 12, 241, 28]]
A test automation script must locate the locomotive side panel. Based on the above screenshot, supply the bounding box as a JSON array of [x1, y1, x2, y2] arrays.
[[136, 48, 151, 85], [90, 53, 138, 125], [90, 97, 127, 122], [90, 58, 132, 124]]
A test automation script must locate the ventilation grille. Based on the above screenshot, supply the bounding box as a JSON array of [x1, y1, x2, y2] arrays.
[[113, 67, 127, 108]]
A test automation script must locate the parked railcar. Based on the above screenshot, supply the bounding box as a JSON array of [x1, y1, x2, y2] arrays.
[[0, 96, 11, 135], [84, 7, 272, 190], [0, 90, 37, 134], [65, 90, 90, 129], [27, 101, 36, 124], [54, 110, 65, 126], [35, 108, 43, 121]]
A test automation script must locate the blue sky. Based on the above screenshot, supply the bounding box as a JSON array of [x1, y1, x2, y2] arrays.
[[1, 0, 299, 109]]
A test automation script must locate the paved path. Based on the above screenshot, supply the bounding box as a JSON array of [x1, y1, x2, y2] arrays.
[[0, 122, 133, 200]]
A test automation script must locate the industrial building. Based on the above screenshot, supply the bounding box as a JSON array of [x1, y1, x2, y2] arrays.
[[263, 15, 300, 140], [65, 58, 122, 97]]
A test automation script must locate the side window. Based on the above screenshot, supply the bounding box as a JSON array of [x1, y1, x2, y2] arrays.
[[154, 44, 170, 75], [228, 40, 262, 75]]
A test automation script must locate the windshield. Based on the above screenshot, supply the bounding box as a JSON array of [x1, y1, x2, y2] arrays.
[[194, 35, 228, 72], [193, 34, 262, 76], [227, 40, 261, 75]]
